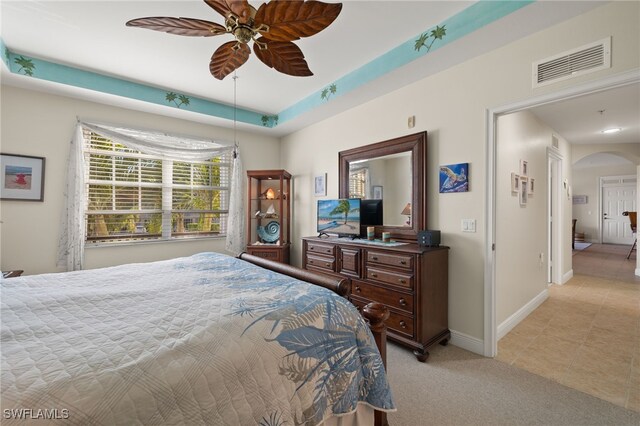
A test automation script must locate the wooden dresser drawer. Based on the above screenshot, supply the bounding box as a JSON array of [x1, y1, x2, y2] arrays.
[[338, 247, 361, 278], [351, 280, 413, 314], [305, 254, 335, 272], [367, 251, 413, 270], [306, 242, 335, 256], [365, 267, 414, 289], [387, 310, 414, 338], [351, 296, 415, 338]]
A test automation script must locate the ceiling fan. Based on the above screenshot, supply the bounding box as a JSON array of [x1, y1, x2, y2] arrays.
[[126, 0, 342, 80]]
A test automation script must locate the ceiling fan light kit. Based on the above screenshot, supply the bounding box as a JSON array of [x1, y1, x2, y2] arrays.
[[126, 0, 342, 80]]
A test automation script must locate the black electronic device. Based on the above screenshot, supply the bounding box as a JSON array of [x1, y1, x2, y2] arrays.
[[418, 230, 440, 247], [360, 199, 383, 226]]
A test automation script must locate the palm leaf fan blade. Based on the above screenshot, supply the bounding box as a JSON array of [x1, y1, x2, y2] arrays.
[[126, 17, 227, 37], [254, 38, 312, 77], [204, 0, 252, 23], [255, 0, 342, 42], [210, 41, 251, 80]]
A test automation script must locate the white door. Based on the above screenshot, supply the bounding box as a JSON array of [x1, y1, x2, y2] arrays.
[[602, 184, 637, 244]]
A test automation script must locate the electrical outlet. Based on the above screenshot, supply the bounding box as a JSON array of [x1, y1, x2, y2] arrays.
[[408, 115, 415, 128]]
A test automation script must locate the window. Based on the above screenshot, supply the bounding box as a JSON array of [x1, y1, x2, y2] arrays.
[[84, 130, 231, 243], [349, 167, 368, 199]]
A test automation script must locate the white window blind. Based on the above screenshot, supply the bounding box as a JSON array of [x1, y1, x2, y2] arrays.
[[84, 130, 231, 243], [349, 168, 368, 199]]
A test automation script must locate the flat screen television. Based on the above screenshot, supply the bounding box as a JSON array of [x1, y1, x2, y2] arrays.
[[317, 199, 361, 237], [360, 199, 383, 226]]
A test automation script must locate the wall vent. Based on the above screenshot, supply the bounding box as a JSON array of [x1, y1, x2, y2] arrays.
[[533, 37, 610, 88]]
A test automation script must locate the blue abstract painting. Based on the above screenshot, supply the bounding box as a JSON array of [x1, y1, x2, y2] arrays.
[[439, 163, 469, 193]]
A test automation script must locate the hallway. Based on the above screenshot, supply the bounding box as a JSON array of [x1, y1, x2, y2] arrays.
[[497, 244, 639, 412]]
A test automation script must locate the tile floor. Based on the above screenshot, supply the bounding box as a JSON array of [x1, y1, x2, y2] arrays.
[[497, 243, 639, 412]]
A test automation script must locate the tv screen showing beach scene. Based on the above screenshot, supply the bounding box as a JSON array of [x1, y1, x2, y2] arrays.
[[317, 199, 361, 236]]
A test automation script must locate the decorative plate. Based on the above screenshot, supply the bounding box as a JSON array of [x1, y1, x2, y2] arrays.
[[257, 221, 280, 243]]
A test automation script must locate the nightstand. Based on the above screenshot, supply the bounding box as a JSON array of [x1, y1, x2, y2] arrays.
[[2, 270, 24, 278]]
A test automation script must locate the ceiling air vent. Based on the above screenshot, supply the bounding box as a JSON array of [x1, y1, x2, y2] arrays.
[[533, 37, 610, 88]]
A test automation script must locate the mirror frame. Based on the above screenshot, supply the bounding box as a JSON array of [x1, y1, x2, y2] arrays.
[[339, 131, 426, 242]]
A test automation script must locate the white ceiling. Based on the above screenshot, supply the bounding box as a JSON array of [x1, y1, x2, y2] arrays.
[[2, 0, 631, 142], [529, 82, 640, 146]]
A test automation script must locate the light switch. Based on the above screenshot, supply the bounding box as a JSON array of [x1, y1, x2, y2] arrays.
[[462, 219, 476, 233]]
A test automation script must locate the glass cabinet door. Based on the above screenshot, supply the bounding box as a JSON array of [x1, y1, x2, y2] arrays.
[[246, 170, 291, 263]]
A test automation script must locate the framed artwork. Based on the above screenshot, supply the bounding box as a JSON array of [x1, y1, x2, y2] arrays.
[[519, 177, 528, 206], [520, 160, 528, 176], [372, 185, 383, 199], [528, 178, 535, 195], [573, 195, 588, 204], [1, 153, 45, 201], [511, 172, 520, 193], [439, 163, 469, 193], [314, 173, 327, 197]]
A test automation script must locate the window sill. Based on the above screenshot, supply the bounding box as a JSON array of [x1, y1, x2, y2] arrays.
[[85, 235, 225, 248]]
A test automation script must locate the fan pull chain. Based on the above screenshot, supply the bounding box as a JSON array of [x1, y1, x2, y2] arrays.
[[233, 71, 238, 158]]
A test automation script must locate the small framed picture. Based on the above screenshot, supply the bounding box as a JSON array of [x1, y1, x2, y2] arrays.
[[520, 160, 528, 176], [314, 173, 327, 197], [1, 153, 46, 201], [520, 178, 528, 206], [372, 185, 383, 199], [528, 178, 535, 195], [511, 172, 520, 193], [439, 163, 469, 193]]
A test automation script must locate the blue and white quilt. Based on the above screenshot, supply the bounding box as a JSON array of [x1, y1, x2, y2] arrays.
[[1, 252, 395, 425]]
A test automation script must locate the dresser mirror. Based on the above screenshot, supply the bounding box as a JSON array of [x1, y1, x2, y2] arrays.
[[338, 132, 426, 241]]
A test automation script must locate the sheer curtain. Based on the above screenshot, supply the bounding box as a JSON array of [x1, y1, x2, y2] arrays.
[[57, 121, 245, 271]]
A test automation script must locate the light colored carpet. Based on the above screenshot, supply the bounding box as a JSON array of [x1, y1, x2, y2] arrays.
[[386, 342, 640, 425], [573, 242, 592, 251]]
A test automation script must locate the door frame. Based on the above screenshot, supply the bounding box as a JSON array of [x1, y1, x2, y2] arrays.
[[547, 147, 563, 285], [599, 175, 637, 244], [484, 70, 639, 357]]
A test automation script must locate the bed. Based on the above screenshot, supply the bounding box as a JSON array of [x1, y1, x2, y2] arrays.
[[1, 252, 395, 425]]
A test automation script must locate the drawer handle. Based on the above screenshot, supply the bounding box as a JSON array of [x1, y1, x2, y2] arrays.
[[325, 263, 331, 267], [355, 286, 361, 293], [399, 320, 407, 329], [399, 279, 407, 284], [371, 273, 378, 278], [399, 298, 407, 306], [372, 256, 378, 261], [309, 260, 314, 264], [310, 247, 314, 250], [400, 260, 407, 265]]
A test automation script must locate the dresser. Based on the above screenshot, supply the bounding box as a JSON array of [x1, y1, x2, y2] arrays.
[[302, 236, 449, 362]]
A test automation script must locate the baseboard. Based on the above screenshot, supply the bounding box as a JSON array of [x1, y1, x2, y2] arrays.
[[497, 288, 549, 341], [562, 269, 574, 283], [450, 330, 484, 355]]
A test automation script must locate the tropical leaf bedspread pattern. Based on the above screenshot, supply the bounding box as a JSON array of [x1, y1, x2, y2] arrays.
[[1, 252, 395, 425]]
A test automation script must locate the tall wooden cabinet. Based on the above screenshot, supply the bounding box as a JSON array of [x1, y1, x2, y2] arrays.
[[246, 170, 291, 264], [302, 236, 449, 362]]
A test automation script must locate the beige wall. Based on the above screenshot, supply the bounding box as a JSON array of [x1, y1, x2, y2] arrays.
[[496, 110, 572, 325], [383, 157, 412, 226], [0, 86, 281, 275], [573, 143, 640, 165], [280, 2, 640, 341]]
